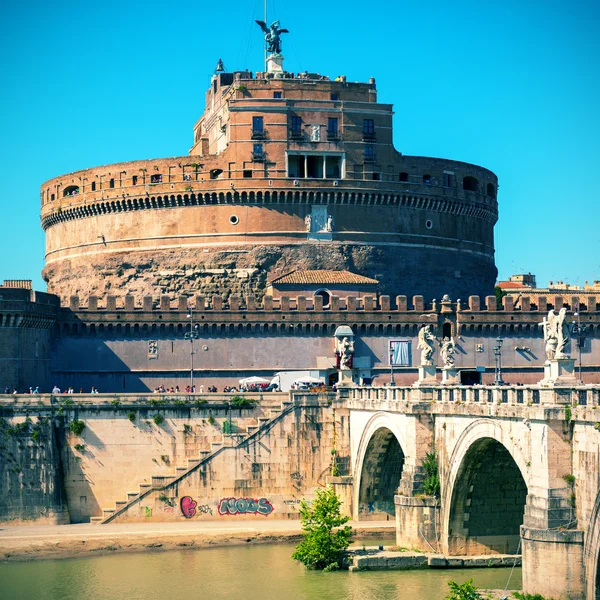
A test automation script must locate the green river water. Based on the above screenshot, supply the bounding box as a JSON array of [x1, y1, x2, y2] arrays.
[[0, 542, 522, 600]]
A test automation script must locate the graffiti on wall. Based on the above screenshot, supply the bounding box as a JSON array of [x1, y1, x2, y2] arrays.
[[180, 496, 214, 518], [218, 497, 274, 516]]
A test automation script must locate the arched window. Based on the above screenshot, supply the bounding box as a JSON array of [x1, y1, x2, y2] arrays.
[[399, 172, 409, 182], [442, 322, 452, 338], [63, 185, 79, 197], [463, 176, 479, 192], [314, 289, 331, 308], [486, 183, 496, 198]]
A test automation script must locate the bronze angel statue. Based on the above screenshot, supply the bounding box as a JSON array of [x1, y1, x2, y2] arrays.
[[255, 20, 289, 55]]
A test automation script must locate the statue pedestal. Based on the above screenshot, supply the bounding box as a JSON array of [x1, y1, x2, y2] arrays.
[[413, 365, 437, 387], [441, 367, 459, 385], [266, 54, 284, 73], [540, 358, 578, 386], [336, 369, 354, 388]]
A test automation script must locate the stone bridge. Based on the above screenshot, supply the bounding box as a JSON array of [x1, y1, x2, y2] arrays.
[[337, 384, 600, 600]]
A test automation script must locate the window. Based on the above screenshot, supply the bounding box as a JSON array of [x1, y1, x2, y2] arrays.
[[109, 178, 115, 189], [314, 289, 331, 308], [131, 176, 138, 186], [364, 145, 375, 161], [51, 193, 55, 201], [253, 143, 264, 160], [273, 92, 282, 99], [423, 174, 431, 184], [330, 93, 339, 101], [91, 182, 96, 191], [463, 176, 479, 192], [443, 173, 453, 187], [243, 170, 253, 178], [63, 185, 79, 197], [389, 340, 411, 366], [363, 119, 375, 139], [150, 174, 162, 184], [372, 172, 380, 181], [252, 116, 263, 132], [327, 117, 338, 139], [399, 172, 409, 182], [291, 116, 302, 132], [252, 116, 265, 139], [487, 183, 496, 198]]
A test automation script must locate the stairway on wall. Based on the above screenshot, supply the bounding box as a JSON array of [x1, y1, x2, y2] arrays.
[[90, 400, 296, 524]]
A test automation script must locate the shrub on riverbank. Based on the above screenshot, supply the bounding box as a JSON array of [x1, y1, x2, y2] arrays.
[[292, 485, 352, 572]]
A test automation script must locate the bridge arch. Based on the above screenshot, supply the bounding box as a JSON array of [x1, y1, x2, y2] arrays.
[[353, 412, 408, 521], [585, 489, 600, 599], [442, 419, 529, 555]]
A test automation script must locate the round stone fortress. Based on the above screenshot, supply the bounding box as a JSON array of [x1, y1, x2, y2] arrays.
[[41, 67, 498, 304]]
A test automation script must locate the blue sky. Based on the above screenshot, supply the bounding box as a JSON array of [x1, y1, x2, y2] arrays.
[[1, 0, 598, 291]]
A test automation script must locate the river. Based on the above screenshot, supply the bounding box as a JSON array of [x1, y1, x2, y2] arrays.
[[0, 542, 521, 600]]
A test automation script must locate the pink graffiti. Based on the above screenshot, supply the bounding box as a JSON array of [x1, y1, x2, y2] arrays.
[[218, 497, 274, 516], [180, 496, 197, 518]]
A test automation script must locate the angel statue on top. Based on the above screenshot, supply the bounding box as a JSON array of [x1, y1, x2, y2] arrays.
[[555, 307, 571, 359], [440, 337, 456, 368], [417, 324, 436, 366], [255, 20, 289, 55]]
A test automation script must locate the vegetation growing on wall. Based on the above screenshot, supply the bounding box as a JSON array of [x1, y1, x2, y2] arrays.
[[422, 450, 440, 498], [69, 420, 86, 435]]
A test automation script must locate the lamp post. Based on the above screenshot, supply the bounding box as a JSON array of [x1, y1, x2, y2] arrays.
[[184, 305, 200, 390], [389, 342, 396, 386], [493, 337, 504, 386], [572, 311, 587, 384]]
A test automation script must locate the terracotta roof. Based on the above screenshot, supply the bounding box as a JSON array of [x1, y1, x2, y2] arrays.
[[270, 270, 379, 286], [496, 281, 530, 290]]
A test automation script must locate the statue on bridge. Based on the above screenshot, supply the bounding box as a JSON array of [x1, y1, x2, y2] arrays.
[[440, 337, 456, 368], [417, 325, 436, 366], [540, 308, 570, 361]]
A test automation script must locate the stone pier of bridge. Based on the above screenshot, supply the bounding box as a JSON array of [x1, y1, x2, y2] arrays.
[[335, 384, 600, 600]]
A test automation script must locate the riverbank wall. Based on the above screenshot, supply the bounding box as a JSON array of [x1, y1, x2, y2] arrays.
[[0, 392, 347, 525]]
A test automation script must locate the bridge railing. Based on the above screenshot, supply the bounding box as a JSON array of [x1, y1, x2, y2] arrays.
[[346, 385, 600, 408]]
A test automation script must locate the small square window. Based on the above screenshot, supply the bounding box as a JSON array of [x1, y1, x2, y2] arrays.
[[273, 92, 282, 99], [330, 93, 339, 101], [372, 172, 380, 181], [243, 170, 253, 178], [150, 174, 162, 184]]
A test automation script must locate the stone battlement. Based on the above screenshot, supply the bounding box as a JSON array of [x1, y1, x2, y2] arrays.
[[64, 293, 598, 313]]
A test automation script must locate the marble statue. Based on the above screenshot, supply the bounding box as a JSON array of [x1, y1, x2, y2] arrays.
[[555, 307, 571, 359], [325, 214, 334, 232], [417, 325, 436, 366], [336, 336, 354, 370], [304, 214, 311, 232], [440, 337, 456, 368], [255, 20, 289, 55], [540, 309, 559, 361]]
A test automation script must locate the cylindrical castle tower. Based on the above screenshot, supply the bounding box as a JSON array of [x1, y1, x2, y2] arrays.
[[41, 69, 498, 304]]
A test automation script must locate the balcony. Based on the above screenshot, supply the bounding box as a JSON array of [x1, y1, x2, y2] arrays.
[[362, 131, 376, 142], [251, 129, 267, 140], [289, 130, 303, 140]]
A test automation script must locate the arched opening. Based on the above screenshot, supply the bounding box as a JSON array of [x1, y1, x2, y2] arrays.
[[358, 427, 405, 520], [486, 183, 496, 198], [463, 176, 479, 192], [442, 322, 452, 338], [63, 185, 79, 197], [314, 289, 331, 308], [448, 438, 527, 555]]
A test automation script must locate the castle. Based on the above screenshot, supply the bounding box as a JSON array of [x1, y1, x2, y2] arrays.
[[0, 51, 597, 392]]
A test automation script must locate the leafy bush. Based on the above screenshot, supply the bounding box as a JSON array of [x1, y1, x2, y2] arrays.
[[194, 399, 208, 407], [127, 411, 136, 422], [31, 429, 41, 443], [230, 395, 256, 408], [69, 420, 86, 435], [110, 399, 121, 407], [513, 593, 548, 600], [208, 415, 215, 426], [422, 450, 440, 497], [153, 414, 164, 425], [445, 579, 484, 600], [74, 443, 85, 452], [292, 486, 352, 571]]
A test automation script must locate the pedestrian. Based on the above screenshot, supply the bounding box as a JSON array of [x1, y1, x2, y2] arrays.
[[33, 386, 39, 394], [52, 385, 61, 394]]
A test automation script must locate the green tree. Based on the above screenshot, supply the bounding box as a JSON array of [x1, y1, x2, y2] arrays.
[[292, 486, 352, 571], [446, 579, 484, 600], [494, 285, 507, 309]]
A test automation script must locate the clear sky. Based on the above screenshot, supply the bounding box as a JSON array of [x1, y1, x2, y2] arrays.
[[1, 0, 598, 291]]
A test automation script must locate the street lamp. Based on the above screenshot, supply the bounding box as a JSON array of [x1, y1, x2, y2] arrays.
[[572, 311, 587, 384], [184, 305, 200, 390], [493, 337, 504, 386], [389, 342, 396, 386]]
